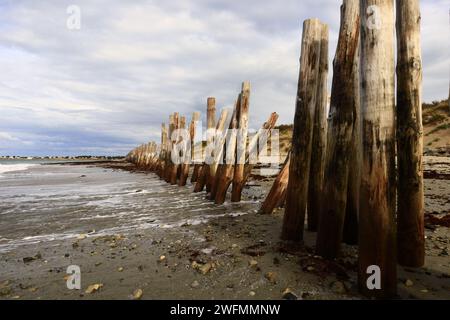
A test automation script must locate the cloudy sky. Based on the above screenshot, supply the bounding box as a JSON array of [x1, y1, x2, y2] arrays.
[[0, 0, 448, 156]]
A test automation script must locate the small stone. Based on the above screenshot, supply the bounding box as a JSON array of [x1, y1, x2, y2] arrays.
[[231, 244, 238, 249], [249, 291, 256, 296], [95, 262, 102, 267], [0, 286, 12, 296], [282, 288, 298, 300], [420, 289, 428, 293], [132, 289, 143, 300], [159, 255, 166, 262], [77, 234, 87, 240], [85, 283, 103, 294], [331, 281, 346, 294], [191, 280, 200, 288], [265, 272, 277, 284], [405, 279, 414, 287], [248, 260, 258, 268], [306, 266, 315, 272], [199, 263, 212, 275], [117, 267, 124, 272]]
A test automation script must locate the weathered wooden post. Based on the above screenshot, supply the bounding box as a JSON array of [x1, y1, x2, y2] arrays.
[[205, 98, 217, 192], [179, 112, 200, 186], [307, 22, 329, 232], [170, 115, 185, 184], [214, 98, 241, 204], [281, 19, 323, 242], [158, 123, 168, 178], [358, 0, 397, 298], [259, 151, 290, 214], [396, 0, 424, 267], [231, 82, 250, 202], [194, 98, 216, 192], [164, 114, 175, 182], [316, 0, 360, 258], [208, 108, 232, 198]]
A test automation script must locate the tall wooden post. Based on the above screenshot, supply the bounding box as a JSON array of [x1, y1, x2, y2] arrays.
[[396, 0, 424, 267], [358, 0, 397, 298], [208, 108, 232, 199], [169, 113, 180, 184], [179, 112, 200, 186], [164, 114, 175, 182], [205, 98, 217, 192], [307, 22, 329, 231], [343, 38, 361, 245], [231, 82, 250, 202], [281, 19, 323, 242], [194, 98, 216, 192], [214, 98, 241, 204], [316, 0, 360, 258]]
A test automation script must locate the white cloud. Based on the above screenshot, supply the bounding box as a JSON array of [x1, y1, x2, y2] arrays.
[[0, 0, 448, 155]]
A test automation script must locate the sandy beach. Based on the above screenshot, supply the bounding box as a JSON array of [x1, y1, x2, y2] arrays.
[[0, 157, 448, 300]]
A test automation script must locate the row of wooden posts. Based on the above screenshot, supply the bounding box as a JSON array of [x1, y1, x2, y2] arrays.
[[262, 0, 424, 298], [126, 81, 280, 206], [127, 0, 424, 299]]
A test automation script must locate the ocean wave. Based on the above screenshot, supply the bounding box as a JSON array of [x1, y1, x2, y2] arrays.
[[0, 163, 36, 175]]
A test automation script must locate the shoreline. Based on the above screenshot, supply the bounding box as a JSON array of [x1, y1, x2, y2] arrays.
[[0, 160, 449, 300]]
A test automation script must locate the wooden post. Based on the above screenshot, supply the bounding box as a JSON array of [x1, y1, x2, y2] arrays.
[[179, 112, 200, 186], [205, 98, 216, 192], [231, 81, 250, 202], [343, 35, 361, 246], [396, 0, 424, 267], [164, 114, 175, 182], [158, 123, 168, 178], [170, 115, 185, 184], [214, 98, 241, 204], [307, 22, 329, 232], [358, 0, 397, 298], [208, 108, 232, 198], [281, 19, 323, 242], [194, 98, 216, 192], [316, 0, 360, 258], [210, 106, 236, 201], [259, 152, 290, 214]]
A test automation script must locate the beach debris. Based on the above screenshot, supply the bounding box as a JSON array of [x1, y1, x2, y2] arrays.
[[330, 281, 346, 294], [231, 244, 238, 249], [95, 262, 102, 267], [240, 243, 267, 257], [190, 280, 200, 288], [248, 259, 258, 268], [29, 287, 38, 293], [249, 291, 256, 297], [264, 272, 277, 284], [85, 283, 103, 294], [199, 262, 212, 275], [77, 234, 87, 240], [306, 266, 315, 272], [23, 252, 42, 264], [405, 279, 414, 287], [0, 281, 12, 296], [132, 288, 143, 300], [282, 288, 299, 300], [117, 267, 124, 272]]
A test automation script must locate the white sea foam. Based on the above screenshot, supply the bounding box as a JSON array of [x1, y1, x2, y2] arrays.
[[0, 163, 36, 176]]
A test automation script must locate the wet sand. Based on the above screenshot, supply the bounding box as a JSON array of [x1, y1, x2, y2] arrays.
[[0, 158, 449, 300]]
